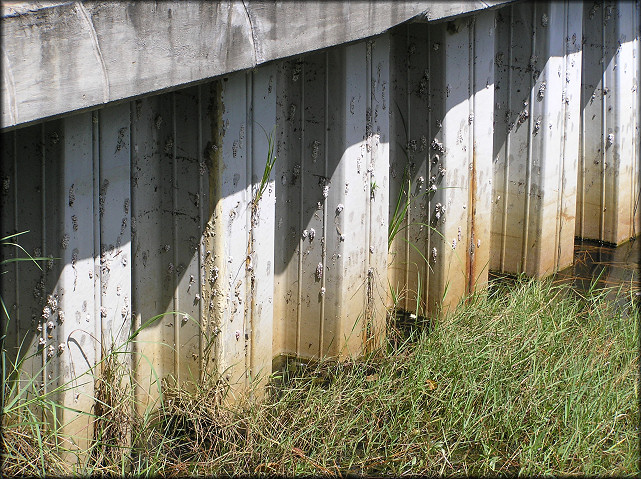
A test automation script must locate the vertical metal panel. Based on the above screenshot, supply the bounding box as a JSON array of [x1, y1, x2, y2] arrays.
[[130, 93, 176, 406], [273, 35, 390, 362], [491, 1, 583, 277], [172, 87, 206, 384], [97, 103, 132, 352], [367, 34, 391, 353], [42, 121, 64, 405], [273, 58, 303, 360], [248, 66, 276, 386], [130, 85, 209, 397], [214, 71, 252, 388], [208, 66, 277, 391], [56, 113, 98, 449], [471, 11, 497, 295], [0, 130, 17, 372], [577, 0, 640, 244], [388, 11, 495, 316], [7, 125, 47, 390]]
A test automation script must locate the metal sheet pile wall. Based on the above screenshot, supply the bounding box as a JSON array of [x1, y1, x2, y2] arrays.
[[491, 1, 584, 277], [388, 10, 496, 316], [273, 38, 390, 362], [0, 80, 277, 442], [0, 34, 391, 440], [1, 2, 640, 448], [577, 0, 640, 244]]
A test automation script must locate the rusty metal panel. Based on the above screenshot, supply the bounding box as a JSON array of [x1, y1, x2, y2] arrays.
[[577, 0, 640, 244], [273, 36, 390, 362], [388, 10, 496, 316], [491, 1, 583, 277]]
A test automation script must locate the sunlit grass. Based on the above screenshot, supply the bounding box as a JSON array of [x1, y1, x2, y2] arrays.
[[146, 278, 639, 476]]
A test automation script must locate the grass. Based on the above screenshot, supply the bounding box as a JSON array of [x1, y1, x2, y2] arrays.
[[145, 278, 637, 476], [2, 263, 639, 475], [252, 123, 277, 209]]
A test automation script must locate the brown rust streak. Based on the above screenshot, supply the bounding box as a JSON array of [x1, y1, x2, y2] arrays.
[[466, 149, 477, 296]]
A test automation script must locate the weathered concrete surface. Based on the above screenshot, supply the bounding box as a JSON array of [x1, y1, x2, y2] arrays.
[[1, 0, 513, 129]]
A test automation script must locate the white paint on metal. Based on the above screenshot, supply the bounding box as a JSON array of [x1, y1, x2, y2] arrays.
[[388, 10, 495, 316], [56, 113, 99, 451], [97, 104, 132, 353], [247, 66, 276, 389], [577, 0, 640, 244], [491, 1, 583, 277]]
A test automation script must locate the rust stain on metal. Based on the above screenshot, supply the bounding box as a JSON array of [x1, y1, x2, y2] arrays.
[[466, 149, 477, 296]]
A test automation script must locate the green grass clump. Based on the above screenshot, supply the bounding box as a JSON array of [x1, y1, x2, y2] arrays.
[[147, 278, 639, 476]]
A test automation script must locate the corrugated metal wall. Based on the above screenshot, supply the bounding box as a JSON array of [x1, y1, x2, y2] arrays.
[[490, 1, 584, 277], [0, 79, 276, 440], [388, 10, 496, 316], [1, 0, 639, 445], [576, 0, 640, 244], [208, 67, 276, 392], [273, 38, 389, 362]]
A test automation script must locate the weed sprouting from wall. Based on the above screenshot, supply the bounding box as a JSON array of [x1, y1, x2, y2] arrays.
[[252, 124, 277, 212]]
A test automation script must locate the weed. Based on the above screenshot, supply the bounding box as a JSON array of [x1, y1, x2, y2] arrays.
[[2, 277, 637, 475], [370, 180, 378, 199], [252, 124, 277, 210]]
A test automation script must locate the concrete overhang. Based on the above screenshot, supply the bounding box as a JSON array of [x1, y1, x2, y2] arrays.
[[1, 0, 514, 130]]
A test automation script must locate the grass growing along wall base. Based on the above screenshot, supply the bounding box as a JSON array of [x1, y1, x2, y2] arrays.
[[2, 278, 639, 476]]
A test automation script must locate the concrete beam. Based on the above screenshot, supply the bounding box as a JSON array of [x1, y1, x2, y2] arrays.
[[1, 0, 513, 129]]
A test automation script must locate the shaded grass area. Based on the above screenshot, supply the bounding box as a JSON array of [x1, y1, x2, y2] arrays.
[[2, 278, 639, 476]]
